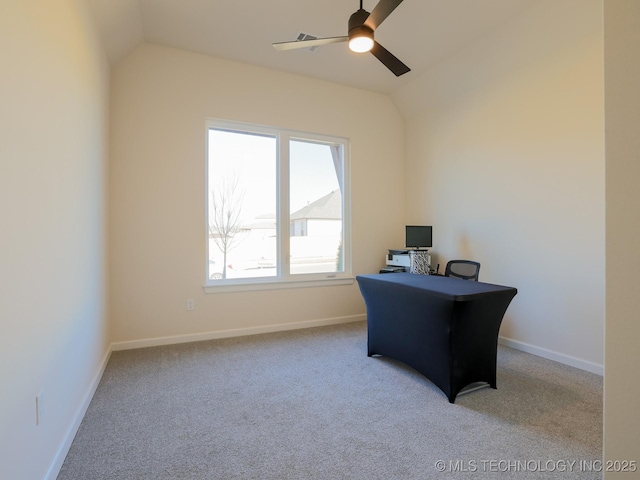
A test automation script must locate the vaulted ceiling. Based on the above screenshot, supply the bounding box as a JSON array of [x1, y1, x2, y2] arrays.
[[86, 0, 540, 94]]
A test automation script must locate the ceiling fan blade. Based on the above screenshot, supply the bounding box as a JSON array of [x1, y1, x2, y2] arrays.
[[273, 36, 348, 51], [370, 41, 410, 76], [364, 0, 404, 30]]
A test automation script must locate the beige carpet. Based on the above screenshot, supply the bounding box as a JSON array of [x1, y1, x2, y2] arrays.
[[58, 321, 602, 479]]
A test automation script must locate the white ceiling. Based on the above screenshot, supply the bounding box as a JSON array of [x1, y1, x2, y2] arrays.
[[87, 0, 541, 94]]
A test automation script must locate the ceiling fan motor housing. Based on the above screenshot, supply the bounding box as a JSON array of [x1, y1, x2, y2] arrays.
[[348, 9, 374, 41]]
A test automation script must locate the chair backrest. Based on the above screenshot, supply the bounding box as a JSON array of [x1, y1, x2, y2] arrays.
[[445, 260, 480, 281]]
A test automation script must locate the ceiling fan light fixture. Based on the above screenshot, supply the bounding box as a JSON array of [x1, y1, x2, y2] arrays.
[[348, 25, 374, 53], [273, 0, 411, 76]]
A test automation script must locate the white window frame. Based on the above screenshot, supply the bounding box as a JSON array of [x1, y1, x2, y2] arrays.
[[203, 119, 353, 293]]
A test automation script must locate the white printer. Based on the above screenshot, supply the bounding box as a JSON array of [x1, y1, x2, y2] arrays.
[[385, 249, 411, 268], [382, 249, 433, 274]]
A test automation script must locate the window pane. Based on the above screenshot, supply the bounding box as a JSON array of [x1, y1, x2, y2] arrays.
[[208, 129, 277, 280], [289, 139, 344, 275]]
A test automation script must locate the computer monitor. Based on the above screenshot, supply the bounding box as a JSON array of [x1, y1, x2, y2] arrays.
[[405, 225, 432, 249]]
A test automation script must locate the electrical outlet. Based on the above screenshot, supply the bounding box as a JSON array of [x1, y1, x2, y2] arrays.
[[35, 393, 44, 426], [187, 299, 195, 311]]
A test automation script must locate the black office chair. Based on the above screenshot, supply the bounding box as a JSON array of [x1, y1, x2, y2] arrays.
[[445, 260, 480, 281]]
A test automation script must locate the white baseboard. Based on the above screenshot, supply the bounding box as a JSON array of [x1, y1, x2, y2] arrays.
[[499, 336, 603, 376], [111, 314, 367, 351], [44, 347, 113, 480]]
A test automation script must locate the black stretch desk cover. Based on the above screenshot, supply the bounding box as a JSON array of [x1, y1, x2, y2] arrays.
[[356, 273, 517, 403]]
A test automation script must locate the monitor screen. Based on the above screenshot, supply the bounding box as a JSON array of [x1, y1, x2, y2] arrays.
[[405, 225, 432, 249]]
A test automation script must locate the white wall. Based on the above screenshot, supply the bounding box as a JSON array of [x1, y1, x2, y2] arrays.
[[2, 1, 637, 476], [109, 44, 406, 344], [392, 0, 604, 371], [603, 0, 640, 474], [0, 1, 110, 479]]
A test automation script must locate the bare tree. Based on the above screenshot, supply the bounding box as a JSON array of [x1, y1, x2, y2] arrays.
[[209, 174, 245, 279]]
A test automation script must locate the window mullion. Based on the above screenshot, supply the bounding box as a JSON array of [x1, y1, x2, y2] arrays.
[[278, 134, 291, 278]]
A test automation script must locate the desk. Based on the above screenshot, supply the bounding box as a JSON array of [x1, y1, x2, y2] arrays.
[[356, 273, 517, 403]]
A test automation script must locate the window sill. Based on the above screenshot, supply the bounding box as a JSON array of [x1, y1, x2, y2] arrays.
[[203, 276, 355, 294]]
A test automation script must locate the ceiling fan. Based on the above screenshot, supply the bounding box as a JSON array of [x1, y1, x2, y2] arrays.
[[272, 0, 411, 77]]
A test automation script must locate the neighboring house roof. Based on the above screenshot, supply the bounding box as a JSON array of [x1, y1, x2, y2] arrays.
[[291, 190, 342, 221], [240, 213, 275, 230], [243, 221, 276, 230]]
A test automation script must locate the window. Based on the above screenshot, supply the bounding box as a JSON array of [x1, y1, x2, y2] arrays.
[[205, 120, 351, 290]]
